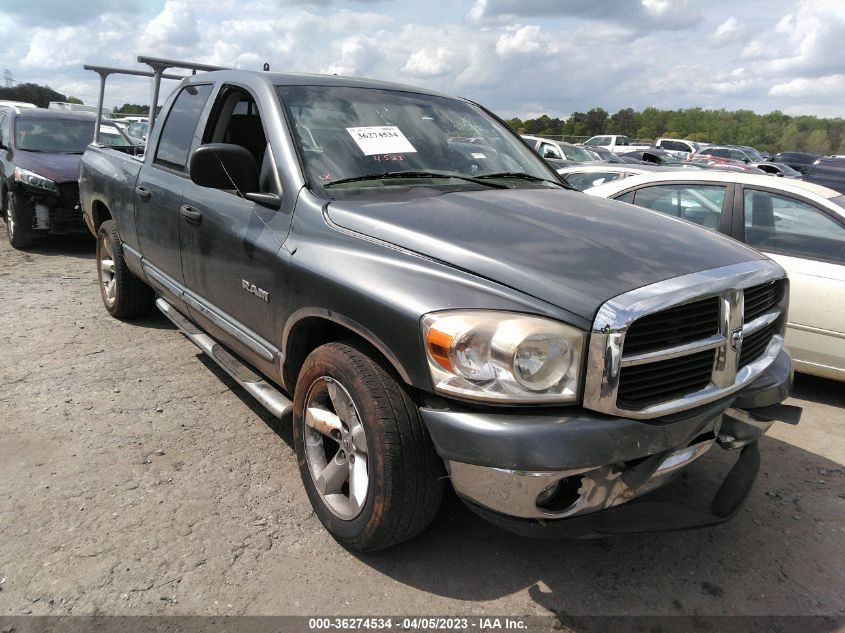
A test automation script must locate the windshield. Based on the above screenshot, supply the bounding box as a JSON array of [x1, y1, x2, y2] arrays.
[[277, 85, 559, 197], [561, 144, 593, 162], [15, 117, 94, 153], [744, 148, 765, 162]]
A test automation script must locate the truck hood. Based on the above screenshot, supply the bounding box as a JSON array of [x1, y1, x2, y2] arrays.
[[326, 189, 766, 321], [13, 150, 82, 184]]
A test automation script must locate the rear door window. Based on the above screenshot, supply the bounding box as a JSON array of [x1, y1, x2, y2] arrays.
[[743, 190, 845, 263], [632, 184, 727, 230], [154, 84, 213, 172]]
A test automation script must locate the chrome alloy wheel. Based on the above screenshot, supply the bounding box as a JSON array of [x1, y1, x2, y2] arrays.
[[303, 376, 369, 520], [98, 233, 117, 307]]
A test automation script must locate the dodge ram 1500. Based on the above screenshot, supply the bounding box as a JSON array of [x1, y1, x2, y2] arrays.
[[79, 61, 799, 551]]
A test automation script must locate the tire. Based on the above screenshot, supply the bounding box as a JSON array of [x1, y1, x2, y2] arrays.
[[6, 191, 35, 249], [96, 219, 153, 319], [293, 340, 443, 552]]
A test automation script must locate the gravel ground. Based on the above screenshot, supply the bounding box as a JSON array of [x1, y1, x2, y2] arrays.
[[0, 234, 843, 618]]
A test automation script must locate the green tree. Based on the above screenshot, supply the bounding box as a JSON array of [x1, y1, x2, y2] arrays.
[[0, 82, 67, 107], [66, 96, 83, 104], [805, 129, 832, 155]]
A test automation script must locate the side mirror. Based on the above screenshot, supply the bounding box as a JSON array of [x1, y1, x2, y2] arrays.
[[189, 143, 259, 193]]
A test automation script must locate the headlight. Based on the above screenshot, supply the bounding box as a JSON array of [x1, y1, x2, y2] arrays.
[[422, 311, 584, 403], [14, 167, 58, 193]]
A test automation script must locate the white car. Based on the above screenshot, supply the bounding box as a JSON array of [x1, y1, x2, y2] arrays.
[[586, 172, 845, 380], [555, 164, 674, 191]]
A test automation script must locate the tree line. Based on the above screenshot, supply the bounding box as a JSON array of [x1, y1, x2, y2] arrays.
[[0, 83, 81, 108], [505, 107, 845, 155]]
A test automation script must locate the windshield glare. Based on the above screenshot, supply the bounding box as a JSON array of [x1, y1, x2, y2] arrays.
[[277, 85, 557, 196], [15, 117, 94, 153]]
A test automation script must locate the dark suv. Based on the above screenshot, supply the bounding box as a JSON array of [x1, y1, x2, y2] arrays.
[[0, 107, 97, 248]]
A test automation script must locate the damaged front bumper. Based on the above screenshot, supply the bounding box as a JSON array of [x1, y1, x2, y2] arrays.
[[420, 348, 800, 537]]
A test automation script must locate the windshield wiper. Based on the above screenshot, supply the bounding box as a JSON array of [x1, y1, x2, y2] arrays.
[[476, 172, 573, 189], [323, 170, 509, 189]]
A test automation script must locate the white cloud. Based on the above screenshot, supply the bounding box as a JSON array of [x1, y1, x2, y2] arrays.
[[713, 17, 745, 44], [402, 48, 454, 78], [769, 74, 845, 98], [495, 25, 543, 57]]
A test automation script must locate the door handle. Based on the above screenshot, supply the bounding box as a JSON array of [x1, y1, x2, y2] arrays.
[[135, 185, 151, 201], [180, 205, 202, 224]]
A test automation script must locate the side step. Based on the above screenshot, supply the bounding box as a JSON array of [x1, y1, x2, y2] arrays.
[[156, 298, 292, 418]]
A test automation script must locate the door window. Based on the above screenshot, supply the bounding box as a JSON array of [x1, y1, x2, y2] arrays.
[[743, 190, 845, 263], [154, 84, 213, 172], [0, 113, 7, 146], [202, 86, 278, 196], [632, 184, 726, 230]]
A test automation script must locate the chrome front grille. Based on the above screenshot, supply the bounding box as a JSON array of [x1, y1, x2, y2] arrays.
[[584, 261, 788, 420]]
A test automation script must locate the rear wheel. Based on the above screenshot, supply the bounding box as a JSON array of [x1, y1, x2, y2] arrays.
[[293, 341, 443, 551], [96, 220, 153, 319], [6, 192, 34, 249]]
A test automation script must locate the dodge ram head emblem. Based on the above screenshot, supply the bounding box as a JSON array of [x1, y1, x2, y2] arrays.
[[242, 279, 269, 302], [730, 328, 744, 351]]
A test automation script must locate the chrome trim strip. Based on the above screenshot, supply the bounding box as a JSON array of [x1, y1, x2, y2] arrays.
[[584, 260, 788, 420], [143, 262, 277, 363], [621, 334, 726, 367], [744, 309, 782, 335], [181, 293, 276, 363]]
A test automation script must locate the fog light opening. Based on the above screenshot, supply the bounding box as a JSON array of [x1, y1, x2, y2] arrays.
[[536, 474, 583, 512]]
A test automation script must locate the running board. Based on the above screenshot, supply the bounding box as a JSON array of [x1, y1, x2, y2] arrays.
[[156, 298, 292, 418]]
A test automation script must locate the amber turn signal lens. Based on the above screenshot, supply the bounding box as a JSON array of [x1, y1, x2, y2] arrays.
[[426, 328, 454, 372]]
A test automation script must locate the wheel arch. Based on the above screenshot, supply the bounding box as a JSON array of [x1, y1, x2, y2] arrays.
[[281, 309, 414, 394], [91, 199, 114, 232]]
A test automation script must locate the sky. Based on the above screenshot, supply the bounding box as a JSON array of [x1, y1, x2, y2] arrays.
[[0, 0, 844, 120]]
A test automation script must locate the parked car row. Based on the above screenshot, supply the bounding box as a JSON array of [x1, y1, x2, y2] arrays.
[[0, 104, 139, 247]]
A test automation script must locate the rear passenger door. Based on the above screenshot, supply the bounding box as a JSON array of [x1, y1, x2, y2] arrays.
[[136, 83, 213, 292], [738, 188, 845, 374]]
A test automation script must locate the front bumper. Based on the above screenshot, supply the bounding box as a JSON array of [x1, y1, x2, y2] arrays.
[[420, 348, 798, 535]]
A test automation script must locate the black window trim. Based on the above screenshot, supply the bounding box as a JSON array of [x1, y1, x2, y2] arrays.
[[152, 82, 215, 177]]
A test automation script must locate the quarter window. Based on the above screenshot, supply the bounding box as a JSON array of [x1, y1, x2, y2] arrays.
[[154, 84, 213, 172], [743, 190, 845, 263], [632, 184, 726, 230]]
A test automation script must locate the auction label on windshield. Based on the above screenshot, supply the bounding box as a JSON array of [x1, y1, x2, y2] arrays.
[[347, 126, 417, 155]]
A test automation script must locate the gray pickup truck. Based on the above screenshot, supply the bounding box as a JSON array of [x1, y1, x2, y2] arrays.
[[79, 64, 799, 551]]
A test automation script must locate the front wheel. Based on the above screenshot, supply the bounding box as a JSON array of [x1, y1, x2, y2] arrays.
[[96, 220, 153, 319], [293, 341, 444, 551], [6, 192, 35, 249]]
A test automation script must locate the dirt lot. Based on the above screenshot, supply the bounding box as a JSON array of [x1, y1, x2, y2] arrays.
[[0, 235, 843, 618]]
